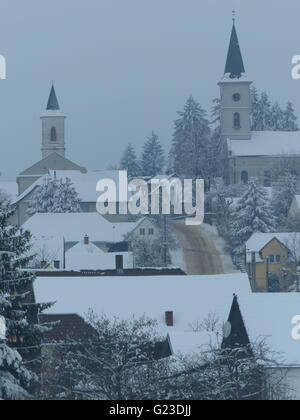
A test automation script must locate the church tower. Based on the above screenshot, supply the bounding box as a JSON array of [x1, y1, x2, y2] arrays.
[[41, 84, 66, 158], [218, 16, 252, 141]]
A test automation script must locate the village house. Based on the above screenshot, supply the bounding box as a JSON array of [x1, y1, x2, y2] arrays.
[[22, 212, 159, 270], [34, 273, 251, 355], [245, 233, 298, 292], [34, 272, 300, 399]]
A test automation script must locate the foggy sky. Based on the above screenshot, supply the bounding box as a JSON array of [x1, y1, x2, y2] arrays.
[[0, 0, 300, 180]]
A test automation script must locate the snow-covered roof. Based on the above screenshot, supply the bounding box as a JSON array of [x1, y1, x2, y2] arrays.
[[13, 170, 129, 205], [66, 241, 133, 271], [23, 213, 141, 243], [228, 131, 300, 157], [34, 273, 300, 364], [168, 331, 218, 356], [246, 233, 296, 254], [34, 273, 251, 354], [11, 175, 48, 205], [239, 293, 300, 367], [49, 170, 127, 203]]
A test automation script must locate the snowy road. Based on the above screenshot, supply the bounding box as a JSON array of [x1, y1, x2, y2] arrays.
[[171, 220, 232, 275]]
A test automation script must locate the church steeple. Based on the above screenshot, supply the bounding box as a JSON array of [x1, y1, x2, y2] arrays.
[[41, 84, 66, 159], [46, 84, 60, 111], [218, 15, 252, 142], [224, 18, 246, 78]]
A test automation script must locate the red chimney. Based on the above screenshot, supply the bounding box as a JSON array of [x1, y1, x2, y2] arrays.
[[165, 311, 174, 327]]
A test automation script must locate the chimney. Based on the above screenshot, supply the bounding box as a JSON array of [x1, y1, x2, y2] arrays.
[[165, 311, 174, 327], [84, 234, 89, 245]]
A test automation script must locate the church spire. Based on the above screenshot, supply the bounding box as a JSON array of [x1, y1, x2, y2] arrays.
[[224, 17, 245, 79], [46, 84, 60, 111]]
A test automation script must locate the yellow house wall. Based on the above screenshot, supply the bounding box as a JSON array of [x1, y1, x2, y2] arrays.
[[251, 239, 296, 292]]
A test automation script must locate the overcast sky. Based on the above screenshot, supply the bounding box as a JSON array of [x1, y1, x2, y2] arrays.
[[1, 0, 300, 179]]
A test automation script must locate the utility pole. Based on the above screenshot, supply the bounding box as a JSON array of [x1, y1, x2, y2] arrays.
[[251, 251, 256, 291], [266, 257, 270, 292]]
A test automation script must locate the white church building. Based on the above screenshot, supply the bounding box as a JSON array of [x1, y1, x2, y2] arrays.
[[221, 20, 300, 186]]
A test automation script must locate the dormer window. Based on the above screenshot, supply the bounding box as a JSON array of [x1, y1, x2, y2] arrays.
[[51, 127, 57, 142], [233, 112, 241, 129]]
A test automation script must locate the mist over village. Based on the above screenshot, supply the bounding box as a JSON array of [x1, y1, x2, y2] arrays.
[[1, 0, 300, 404]]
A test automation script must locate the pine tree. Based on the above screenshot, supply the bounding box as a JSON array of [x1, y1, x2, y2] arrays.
[[27, 177, 81, 217], [272, 170, 298, 225], [210, 98, 224, 179], [0, 202, 54, 399], [53, 178, 81, 213], [141, 132, 165, 177], [270, 102, 284, 131], [230, 180, 277, 257], [283, 102, 298, 131], [120, 144, 141, 179], [211, 98, 221, 128], [170, 96, 210, 179], [250, 86, 261, 131], [0, 292, 33, 400], [256, 92, 272, 131]]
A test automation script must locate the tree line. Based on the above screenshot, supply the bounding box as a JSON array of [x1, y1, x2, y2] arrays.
[[119, 87, 298, 183]]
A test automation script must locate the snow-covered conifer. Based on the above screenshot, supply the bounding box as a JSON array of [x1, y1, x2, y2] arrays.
[[27, 177, 81, 217], [231, 180, 277, 257], [0, 202, 54, 399], [120, 144, 141, 179], [141, 132, 165, 177], [170, 96, 210, 179]]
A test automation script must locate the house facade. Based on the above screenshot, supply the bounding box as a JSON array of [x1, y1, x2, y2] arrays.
[[22, 213, 159, 270], [246, 233, 297, 292]]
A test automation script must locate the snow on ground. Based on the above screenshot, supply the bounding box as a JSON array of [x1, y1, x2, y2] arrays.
[[169, 246, 185, 271], [200, 224, 237, 274]]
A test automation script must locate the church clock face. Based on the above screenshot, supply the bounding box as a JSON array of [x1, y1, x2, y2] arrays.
[[232, 93, 241, 102]]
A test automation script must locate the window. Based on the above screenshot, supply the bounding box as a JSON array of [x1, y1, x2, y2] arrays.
[[140, 228, 146, 236], [51, 127, 57, 142], [149, 228, 154, 235], [233, 112, 241, 129], [54, 260, 60, 269], [241, 171, 249, 184], [269, 255, 281, 264]]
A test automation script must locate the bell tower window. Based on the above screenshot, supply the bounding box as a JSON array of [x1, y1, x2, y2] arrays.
[[51, 127, 57, 142], [233, 112, 241, 129]]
